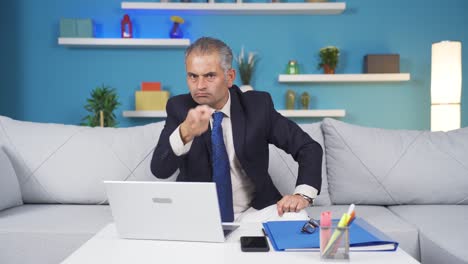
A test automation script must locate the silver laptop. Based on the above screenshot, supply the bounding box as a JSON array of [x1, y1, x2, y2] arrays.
[[104, 181, 239, 243]]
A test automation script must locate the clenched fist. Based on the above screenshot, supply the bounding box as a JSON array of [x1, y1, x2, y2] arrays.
[[180, 105, 214, 144]]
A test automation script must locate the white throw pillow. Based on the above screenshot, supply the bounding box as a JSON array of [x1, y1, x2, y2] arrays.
[[322, 118, 468, 205], [0, 147, 23, 211], [0, 115, 169, 204]]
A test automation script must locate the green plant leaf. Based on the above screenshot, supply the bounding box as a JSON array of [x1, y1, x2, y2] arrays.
[[81, 84, 121, 127], [317, 46, 340, 70]]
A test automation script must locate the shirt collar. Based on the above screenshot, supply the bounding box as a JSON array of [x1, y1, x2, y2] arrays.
[[213, 92, 231, 118]]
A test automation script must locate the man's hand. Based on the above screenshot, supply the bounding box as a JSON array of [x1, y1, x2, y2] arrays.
[[276, 194, 310, 216], [179, 105, 214, 144]]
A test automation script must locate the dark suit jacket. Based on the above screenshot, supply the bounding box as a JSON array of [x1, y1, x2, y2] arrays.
[[151, 85, 323, 209]]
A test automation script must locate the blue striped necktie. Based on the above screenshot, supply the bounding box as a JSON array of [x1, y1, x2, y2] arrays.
[[211, 111, 234, 222]]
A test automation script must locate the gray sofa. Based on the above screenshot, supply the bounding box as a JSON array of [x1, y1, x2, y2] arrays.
[[1, 115, 467, 264]]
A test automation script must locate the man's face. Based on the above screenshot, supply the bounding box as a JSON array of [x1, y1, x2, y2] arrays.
[[185, 52, 235, 110]]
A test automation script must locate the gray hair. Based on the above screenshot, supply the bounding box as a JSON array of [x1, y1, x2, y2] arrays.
[[185, 37, 233, 74]]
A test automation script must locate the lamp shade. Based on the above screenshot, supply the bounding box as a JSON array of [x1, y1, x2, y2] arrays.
[[431, 41, 462, 131], [431, 41, 462, 104], [431, 104, 461, 132]]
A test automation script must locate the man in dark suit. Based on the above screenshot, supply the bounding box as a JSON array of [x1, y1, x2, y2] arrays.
[[151, 37, 322, 221]]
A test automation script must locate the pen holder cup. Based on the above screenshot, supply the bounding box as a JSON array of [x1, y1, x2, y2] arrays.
[[320, 225, 350, 261]]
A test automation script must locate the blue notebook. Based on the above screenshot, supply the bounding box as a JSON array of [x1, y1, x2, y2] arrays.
[[262, 218, 398, 252]]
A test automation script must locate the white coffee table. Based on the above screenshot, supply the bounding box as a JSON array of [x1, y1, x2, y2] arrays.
[[62, 223, 420, 264]]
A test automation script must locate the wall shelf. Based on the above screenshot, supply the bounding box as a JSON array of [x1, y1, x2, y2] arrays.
[[121, 2, 346, 15], [278, 73, 411, 83], [123, 109, 345, 118], [277, 109, 345, 117], [123, 111, 167, 118], [58, 38, 190, 48]]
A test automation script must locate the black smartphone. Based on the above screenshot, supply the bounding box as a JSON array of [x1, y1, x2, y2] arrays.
[[240, 236, 270, 252]]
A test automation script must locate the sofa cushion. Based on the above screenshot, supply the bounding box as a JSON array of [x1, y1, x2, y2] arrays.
[[268, 122, 331, 206], [0, 204, 112, 264], [388, 205, 468, 264], [0, 146, 23, 211], [307, 205, 420, 261], [322, 118, 468, 205], [0, 115, 173, 204]]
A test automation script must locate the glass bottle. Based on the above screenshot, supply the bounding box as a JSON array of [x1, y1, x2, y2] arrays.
[[286, 60, 299, 74], [169, 22, 183, 38], [121, 14, 133, 38], [169, 16, 185, 38]]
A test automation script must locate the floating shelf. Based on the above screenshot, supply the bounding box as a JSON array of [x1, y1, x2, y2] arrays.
[[278, 73, 411, 83], [121, 2, 346, 15], [277, 109, 345, 117], [123, 109, 345, 118], [123, 111, 167, 118], [58, 38, 190, 48]]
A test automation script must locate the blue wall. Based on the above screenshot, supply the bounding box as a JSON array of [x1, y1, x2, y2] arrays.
[[1, 0, 467, 129]]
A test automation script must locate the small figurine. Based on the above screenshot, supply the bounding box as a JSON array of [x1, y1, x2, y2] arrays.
[[169, 16, 185, 39], [121, 14, 133, 38]]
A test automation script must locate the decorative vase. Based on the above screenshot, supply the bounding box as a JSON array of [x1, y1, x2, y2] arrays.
[[300, 92, 310, 109], [169, 22, 183, 38], [323, 64, 335, 74], [240, 84, 253, 93], [286, 90, 296, 110]]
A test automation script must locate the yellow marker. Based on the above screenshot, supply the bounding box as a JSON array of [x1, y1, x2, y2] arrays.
[[323, 213, 349, 256]]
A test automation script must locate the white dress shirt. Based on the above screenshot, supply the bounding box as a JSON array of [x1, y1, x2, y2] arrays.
[[169, 93, 317, 214]]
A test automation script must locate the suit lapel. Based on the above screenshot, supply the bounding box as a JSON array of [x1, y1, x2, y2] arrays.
[[229, 86, 246, 160]]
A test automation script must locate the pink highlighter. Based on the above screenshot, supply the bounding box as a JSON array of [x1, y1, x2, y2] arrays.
[[320, 211, 332, 250]]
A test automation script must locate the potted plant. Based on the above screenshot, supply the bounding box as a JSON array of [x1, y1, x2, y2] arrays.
[[318, 46, 340, 74], [236, 47, 258, 92], [81, 85, 121, 127]]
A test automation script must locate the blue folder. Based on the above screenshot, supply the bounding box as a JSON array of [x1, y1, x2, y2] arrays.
[[262, 218, 398, 252]]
